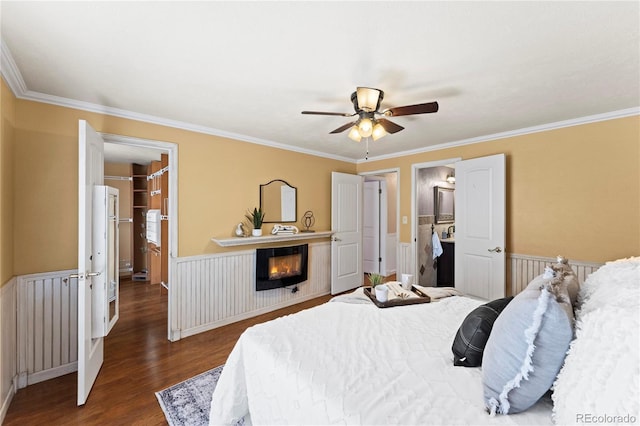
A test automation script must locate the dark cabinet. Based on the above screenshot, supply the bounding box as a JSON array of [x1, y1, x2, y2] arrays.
[[437, 242, 455, 287]]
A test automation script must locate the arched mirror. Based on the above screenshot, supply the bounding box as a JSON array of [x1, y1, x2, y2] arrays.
[[260, 179, 297, 223]]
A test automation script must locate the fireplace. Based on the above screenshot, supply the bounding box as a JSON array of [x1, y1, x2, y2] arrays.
[[256, 244, 308, 291]]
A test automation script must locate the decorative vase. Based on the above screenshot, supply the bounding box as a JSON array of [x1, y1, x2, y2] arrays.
[[252, 228, 262, 237]]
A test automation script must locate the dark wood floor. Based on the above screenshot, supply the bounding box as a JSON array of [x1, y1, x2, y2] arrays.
[[4, 279, 332, 425]]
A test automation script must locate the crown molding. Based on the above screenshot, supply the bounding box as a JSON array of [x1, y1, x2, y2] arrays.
[[0, 38, 356, 164], [0, 41, 27, 95], [360, 106, 640, 164], [2, 38, 637, 165]]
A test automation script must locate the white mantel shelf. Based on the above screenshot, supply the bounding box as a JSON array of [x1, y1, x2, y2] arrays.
[[212, 231, 333, 247]]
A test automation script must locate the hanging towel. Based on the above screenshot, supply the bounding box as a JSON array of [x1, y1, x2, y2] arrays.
[[432, 231, 443, 259]]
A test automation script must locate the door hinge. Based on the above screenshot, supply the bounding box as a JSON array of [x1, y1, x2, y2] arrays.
[[379, 257, 382, 262], [378, 188, 382, 194]]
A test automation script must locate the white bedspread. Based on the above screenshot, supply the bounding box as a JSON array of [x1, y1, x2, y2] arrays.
[[209, 296, 553, 425]]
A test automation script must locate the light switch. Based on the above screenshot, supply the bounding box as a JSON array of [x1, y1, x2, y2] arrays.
[[402, 216, 408, 224]]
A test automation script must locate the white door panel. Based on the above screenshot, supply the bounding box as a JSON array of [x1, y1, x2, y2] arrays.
[[455, 154, 505, 300], [92, 185, 119, 338], [77, 120, 106, 405], [331, 172, 363, 294]]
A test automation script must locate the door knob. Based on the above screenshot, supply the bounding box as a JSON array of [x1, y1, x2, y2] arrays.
[[488, 247, 502, 253], [331, 237, 342, 242]]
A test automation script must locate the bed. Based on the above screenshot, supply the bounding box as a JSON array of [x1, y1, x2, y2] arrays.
[[209, 257, 639, 425]]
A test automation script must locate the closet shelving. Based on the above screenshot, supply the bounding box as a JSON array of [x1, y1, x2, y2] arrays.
[[147, 154, 169, 289], [132, 164, 149, 280]]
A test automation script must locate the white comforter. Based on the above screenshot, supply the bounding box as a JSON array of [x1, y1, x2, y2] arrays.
[[209, 296, 553, 425]]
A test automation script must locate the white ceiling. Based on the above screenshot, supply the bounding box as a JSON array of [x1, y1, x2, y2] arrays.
[[1, 1, 639, 162]]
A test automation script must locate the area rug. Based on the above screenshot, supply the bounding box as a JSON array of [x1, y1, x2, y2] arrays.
[[156, 364, 243, 426]]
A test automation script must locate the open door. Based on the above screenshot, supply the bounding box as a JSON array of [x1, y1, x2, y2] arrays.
[[331, 172, 363, 294], [77, 120, 118, 405], [454, 154, 506, 300]]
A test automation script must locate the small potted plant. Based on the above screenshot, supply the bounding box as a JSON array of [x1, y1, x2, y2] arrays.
[[245, 207, 265, 237], [368, 272, 385, 288]]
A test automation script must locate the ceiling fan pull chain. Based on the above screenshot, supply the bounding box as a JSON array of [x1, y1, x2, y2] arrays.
[[365, 137, 369, 160]]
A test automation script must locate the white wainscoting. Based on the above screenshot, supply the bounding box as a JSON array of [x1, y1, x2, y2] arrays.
[[507, 253, 602, 296], [397, 242, 413, 277], [384, 233, 397, 276], [1, 277, 17, 424], [171, 241, 331, 340], [397, 243, 603, 296], [16, 270, 78, 388]]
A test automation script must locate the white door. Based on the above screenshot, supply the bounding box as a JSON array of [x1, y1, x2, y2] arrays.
[[77, 120, 106, 405], [454, 154, 506, 300], [331, 172, 363, 294], [363, 181, 380, 274]]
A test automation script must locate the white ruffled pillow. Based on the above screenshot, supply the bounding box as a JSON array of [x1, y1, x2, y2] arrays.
[[552, 257, 640, 424]]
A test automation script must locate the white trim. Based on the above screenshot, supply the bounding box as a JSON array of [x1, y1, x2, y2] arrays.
[[360, 107, 640, 163], [359, 168, 401, 280], [2, 38, 637, 164], [0, 277, 17, 425], [0, 39, 353, 164], [101, 133, 178, 341], [411, 158, 461, 279], [0, 41, 27, 96]]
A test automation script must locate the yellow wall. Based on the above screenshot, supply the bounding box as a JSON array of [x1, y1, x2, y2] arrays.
[[357, 116, 640, 263], [11, 97, 354, 275], [1, 79, 16, 285], [3, 76, 638, 277]]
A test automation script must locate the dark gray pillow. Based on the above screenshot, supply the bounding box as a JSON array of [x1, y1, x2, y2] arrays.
[[451, 297, 513, 367]]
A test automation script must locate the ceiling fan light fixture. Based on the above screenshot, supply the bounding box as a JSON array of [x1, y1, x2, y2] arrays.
[[348, 126, 362, 142], [356, 87, 382, 112], [358, 117, 373, 137], [371, 122, 387, 141]]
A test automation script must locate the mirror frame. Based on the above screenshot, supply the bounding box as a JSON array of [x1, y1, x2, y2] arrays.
[[434, 186, 455, 224], [260, 179, 297, 223]]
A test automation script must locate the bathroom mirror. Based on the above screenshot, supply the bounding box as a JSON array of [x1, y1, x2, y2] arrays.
[[260, 179, 297, 223], [434, 186, 455, 223]]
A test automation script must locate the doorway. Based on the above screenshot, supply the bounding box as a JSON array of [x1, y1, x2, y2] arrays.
[[361, 169, 399, 279], [102, 134, 177, 340], [412, 159, 459, 287]]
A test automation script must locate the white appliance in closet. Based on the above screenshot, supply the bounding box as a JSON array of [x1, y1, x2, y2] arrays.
[[146, 209, 161, 246]]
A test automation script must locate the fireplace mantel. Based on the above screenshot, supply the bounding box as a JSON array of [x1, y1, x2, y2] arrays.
[[211, 231, 333, 247]]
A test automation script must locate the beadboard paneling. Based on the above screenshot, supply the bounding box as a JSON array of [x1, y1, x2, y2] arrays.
[[507, 253, 602, 295], [17, 270, 78, 388], [173, 242, 331, 339], [1, 277, 17, 424]]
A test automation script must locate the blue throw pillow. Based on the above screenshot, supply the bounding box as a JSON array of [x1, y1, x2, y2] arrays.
[[452, 297, 513, 367], [482, 270, 576, 415]]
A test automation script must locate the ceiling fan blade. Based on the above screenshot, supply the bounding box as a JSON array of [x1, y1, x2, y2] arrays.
[[301, 111, 354, 117], [377, 118, 404, 134], [383, 101, 439, 117], [329, 121, 357, 134]]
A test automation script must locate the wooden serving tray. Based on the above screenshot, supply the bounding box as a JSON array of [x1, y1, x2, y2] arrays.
[[364, 285, 431, 308]]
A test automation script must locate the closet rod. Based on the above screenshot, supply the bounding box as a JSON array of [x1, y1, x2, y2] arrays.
[[105, 175, 133, 181]]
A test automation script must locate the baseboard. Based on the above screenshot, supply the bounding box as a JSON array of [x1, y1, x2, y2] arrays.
[[26, 362, 77, 386], [179, 290, 331, 339], [0, 374, 17, 425]]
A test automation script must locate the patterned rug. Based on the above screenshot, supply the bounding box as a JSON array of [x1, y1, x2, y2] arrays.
[[156, 365, 243, 426]]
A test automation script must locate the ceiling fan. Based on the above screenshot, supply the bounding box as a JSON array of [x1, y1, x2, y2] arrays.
[[301, 87, 439, 141]]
